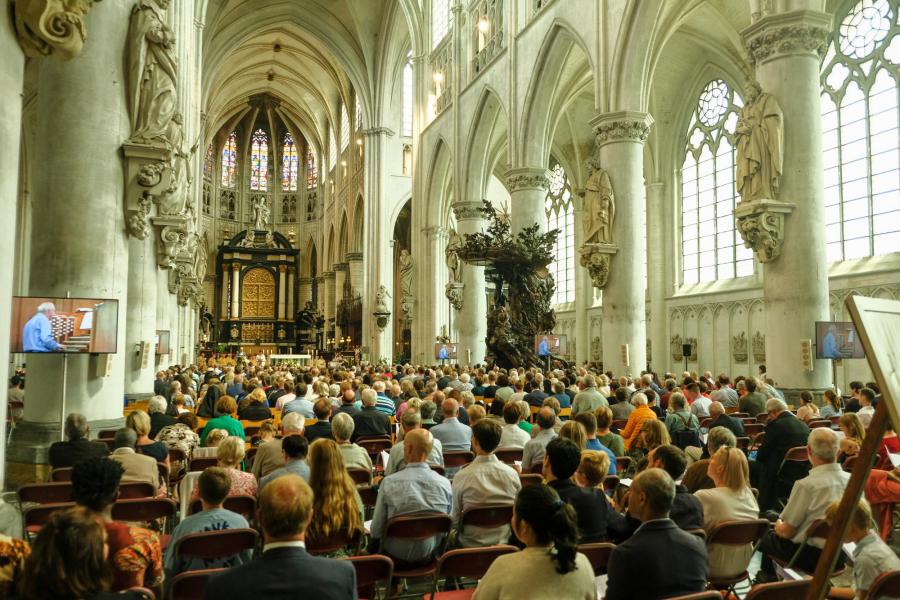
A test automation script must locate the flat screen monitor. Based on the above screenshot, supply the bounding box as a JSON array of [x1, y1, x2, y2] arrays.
[[815, 321, 865, 359], [11, 297, 119, 354], [155, 330, 170, 356], [535, 334, 567, 357], [435, 342, 458, 361]]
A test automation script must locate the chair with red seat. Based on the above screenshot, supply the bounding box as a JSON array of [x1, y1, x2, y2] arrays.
[[50, 467, 73, 482], [704, 519, 771, 595], [342, 554, 393, 600], [23, 502, 74, 538], [865, 569, 900, 598], [744, 579, 812, 599], [494, 447, 523, 465], [380, 513, 452, 583], [458, 505, 513, 543], [169, 567, 228, 600], [427, 545, 518, 600], [518, 473, 542, 487], [348, 468, 373, 485], [189, 456, 219, 472], [307, 527, 364, 556], [172, 528, 258, 573], [18, 482, 73, 505], [189, 494, 256, 519], [615, 456, 632, 473], [577, 542, 615, 576], [443, 451, 475, 469]]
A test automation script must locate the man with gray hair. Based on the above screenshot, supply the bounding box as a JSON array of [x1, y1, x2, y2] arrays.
[[148, 395, 175, 438], [48, 412, 109, 468], [384, 409, 444, 475], [755, 427, 848, 582], [571, 374, 609, 415], [752, 396, 811, 511], [252, 412, 306, 479], [606, 468, 709, 599], [706, 401, 744, 438], [22, 301, 66, 352], [352, 388, 392, 440], [332, 412, 372, 471], [109, 427, 160, 490]]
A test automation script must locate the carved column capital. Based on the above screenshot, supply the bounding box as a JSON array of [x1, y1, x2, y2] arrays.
[[734, 199, 795, 262], [590, 111, 654, 146], [333, 262, 349, 272], [505, 167, 550, 192], [742, 10, 832, 66], [452, 201, 485, 221], [363, 126, 396, 139], [345, 251, 363, 262], [13, 0, 102, 60], [424, 226, 449, 241]]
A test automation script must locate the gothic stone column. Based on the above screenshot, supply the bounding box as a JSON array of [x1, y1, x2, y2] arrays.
[[506, 167, 549, 235], [124, 234, 158, 400], [333, 263, 348, 340], [742, 11, 833, 397], [591, 111, 653, 376], [346, 252, 363, 296], [646, 182, 667, 370], [453, 202, 487, 366]]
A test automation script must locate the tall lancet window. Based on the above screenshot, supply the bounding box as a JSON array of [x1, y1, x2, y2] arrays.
[[680, 79, 751, 285], [221, 132, 237, 188], [250, 129, 269, 191], [307, 149, 318, 190], [545, 160, 575, 305], [282, 133, 298, 191], [821, 0, 900, 261]]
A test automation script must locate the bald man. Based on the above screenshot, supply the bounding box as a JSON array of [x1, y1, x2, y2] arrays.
[[431, 397, 472, 452], [521, 406, 558, 472], [369, 429, 453, 563], [204, 475, 356, 600]]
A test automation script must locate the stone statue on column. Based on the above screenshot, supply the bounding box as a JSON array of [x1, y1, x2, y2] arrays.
[[252, 195, 270, 231], [158, 113, 196, 216], [445, 230, 463, 283], [579, 160, 619, 289], [127, 0, 177, 144], [398, 248, 414, 297], [734, 80, 791, 263]]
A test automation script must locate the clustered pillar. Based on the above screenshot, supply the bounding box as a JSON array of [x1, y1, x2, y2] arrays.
[[452, 202, 487, 366]]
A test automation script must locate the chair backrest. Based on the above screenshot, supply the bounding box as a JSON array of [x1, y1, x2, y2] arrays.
[[433, 545, 518, 583], [705, 519, 770, 547], [460, 505, 513, 531], [358, 438, 393, 457], [494, 448, 523, 464], [430, 464, 447, 477], [611, 419, 628, 431], [443, 451, 475, 468], [348, 468, 373, 485], [577, 542, 615, 576], [168, 448, 187, 463], [123, 587, 155, 600], [24, 502, 74, 531], [558, 407, 572, 419], [110, 498, 177, 523], [384, 513, 452, 543], [99, 438, 117, 451], [665, 592, 723, 600], [243, 426, 261, 438], [867, 569, 900, 598], [169, 568, 227, 600], [306, 527, 363, 555], [744, 423, 765, 437], [756, 413, 769, 423], [358, 485, 378, 508], [843, 455, 858, 472], [50, 467, 73, 482], [244, 446, 257, 467], [356, 435, 392, 444], [519, 473, 543, 487], [736, 436, 751, 452], [603, 475, 620, 494], [529, 462, 544, 474], [808, 420, 832, 429], [118, 482, 157, 499], [98, 429, 117, 439], [174, 528, 258, 559], [18, 482, 73, 505], [783, 446, 809, 463], [615, 456, 632, 473], [732, 412, 750, 419], [189, 457, 219, 472], [745, 579, 812, 600], [700, 418, 712, 429], [189, 494, 257, 518], [343, 554, 393, 599]]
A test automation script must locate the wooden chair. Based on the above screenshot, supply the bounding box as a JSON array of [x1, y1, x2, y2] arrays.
[[98, 429, 118, 439], [23, 502, 74, 537], [443, 451, 475, 468], [430, 464, 447, 477], [358, 437, 393, 462], [118, 482, 157, 499], [742, 417, 758, 425], [427, 545, 518, 600], [603, 475, 620, 494], [518, 473, 543, 487], [866, 569, 900, 599], [458, 505, 513, 542], [731, 412, 750, 419], [744, 579, 811, 599], [611, 419, 628, 431], [704, 519, 771, 595], [558, 407, 572, 420], [756, 412, 769, 424], [380, 513, 452, 582], [736, 436, 751, 453], [744, 423, 765, 437], [189, 494, 256, 519], [169, 568, 227, 600], [111, 498, 177, 526], [18, 482, 73, 505], [577, 542, 615, 576], [615, 456, 632, 473], [172, 528, 258, 567], [307, 527, 363, 556], [348, 468, 373, 485], [494, 447, 523, 465], [189, 457, 219, 472], [700, 418, 713, 429], [99, 438, 117, 451], [808, 419, 833, 429], [342, 554, 393, 600], [50, 467, 73, 482]]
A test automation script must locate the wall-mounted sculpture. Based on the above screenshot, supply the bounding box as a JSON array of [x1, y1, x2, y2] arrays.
[[126, 0, 177, 145], [753, 331, 766, 363], [671, 334, 683, 361], [734, 80, 792, 262], [398, 248, 414, 298], [13, 0, 102, 60], [732, 331, 749, 363], [444, 229, 464, 310], [579, 161, 618, 289]]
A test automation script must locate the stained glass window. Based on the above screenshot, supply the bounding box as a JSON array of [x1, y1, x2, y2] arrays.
[[281, 133, 298, 192], [220, 132, 237, 188], [340, 103, 350, 151], [681, 79, 752, 285], [204, 144, 214, 181], [250, 129, 269, 191], [546, 160, 575, 305], [432, 0, 450, 48], [403, 54, 414, 137], [307, 148, 318, 190], [821, 0, 900, 262]]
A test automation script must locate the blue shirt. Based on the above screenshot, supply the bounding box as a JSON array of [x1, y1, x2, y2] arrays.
[[370, 462, 453, 563], [586, 438, 617, 476], [282, 397, 315, 419], [22, 312, 61, 352], [430, 417, 472, 452], [259, 459, 311, 492], [375, 394, 396, 416], [163, 507, 251, 580]]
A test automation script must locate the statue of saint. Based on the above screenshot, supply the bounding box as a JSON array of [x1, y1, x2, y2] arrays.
[[375, 285, 391, 312], [445, 230, 463, 283], [583, 166, 615, 245], [158, 113, 196, 216], [735, 80, 783, 203], [127, 0, 177, 144], [398, 248, 413, 297], [252, 196, 270, 230]]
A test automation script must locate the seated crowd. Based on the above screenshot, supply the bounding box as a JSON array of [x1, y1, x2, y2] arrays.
[[3, 362, 900, 600]]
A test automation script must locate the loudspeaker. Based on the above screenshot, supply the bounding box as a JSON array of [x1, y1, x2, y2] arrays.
[[94, 353, 113, 378], [620, 344, 630, 367], [800, 339, 813, 371], [682, 343, 692, 356], [139, 341, 151, 369]]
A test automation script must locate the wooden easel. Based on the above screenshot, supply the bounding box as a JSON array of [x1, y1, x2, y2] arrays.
[[806, 296, 900, 600]]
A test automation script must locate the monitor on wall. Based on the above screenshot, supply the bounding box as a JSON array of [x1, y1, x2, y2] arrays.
[[155, 330, 171, 356], [815, 321, 866, 359], [434, 342, 458, 360], [11, 296, 119, 354], [535, 334, 567, 357]]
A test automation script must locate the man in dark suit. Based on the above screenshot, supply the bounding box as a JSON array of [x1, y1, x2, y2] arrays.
[[48, 413, 109, 469], [351, 389, 391, 441], [204, 474, 356, 600], [304, 398, 334, 444], [153, 371, 169, 398], [707, 401, 745, 438], [751, 398, 811, 511], [606, 468, 708, 600]]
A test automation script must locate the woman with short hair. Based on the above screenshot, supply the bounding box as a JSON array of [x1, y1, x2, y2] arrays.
[[126, 410, 170, 466], [594, 405, 625, 457], [189, 436, 256, 502], [199, 396, 245, 445], [332, 413, 373, 471], [237, 387, 272, 421]]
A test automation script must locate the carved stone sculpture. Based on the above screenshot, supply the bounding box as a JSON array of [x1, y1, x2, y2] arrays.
[[753, 331, 766, 363], [373, 285, 391, 331], [735, 81, 783, 204], [157, 113, 195, 216], [671, 334, 684, 361], [127, 0, 177, 144], [685, 337, 698, 361], [400, 296, 415, 322], [732, 331, 749, 363], [579, 244, 617, 289], [252, 195, 270, 231], [735, 202, 792, 262], [127, 192, 153, 240], [14, 0, 102, 60], [583, 166, 615, 245], [445, 282, 464, 311], [398, 248, 413, 297], [591, 336, 601, 359], [445, 230, 463, 284]]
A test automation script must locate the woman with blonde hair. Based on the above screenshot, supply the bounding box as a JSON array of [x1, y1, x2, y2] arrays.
[[839, 412, 866, 463], [559, 420, 587, 450], [694, 446, 759, 578], [237, 387, 272, 421], [190, 436, 256, 501], [126, 410, 170, 465], [795, 391, 820, 422], [306, 439, 364, 555]]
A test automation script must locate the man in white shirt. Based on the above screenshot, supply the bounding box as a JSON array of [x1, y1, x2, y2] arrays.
[[521, 407, 558, 471], [384, 409, 444, 476], [274, 381, 298, 410], [755, 427, 850, 582], [857, 388, 876, 428], [499, 402, 530, 448], [687, 383, 711, 419], [451, 419, 521, 547]]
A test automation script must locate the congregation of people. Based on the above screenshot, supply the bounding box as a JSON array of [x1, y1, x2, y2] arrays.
[[3, 361, 900, 599]]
